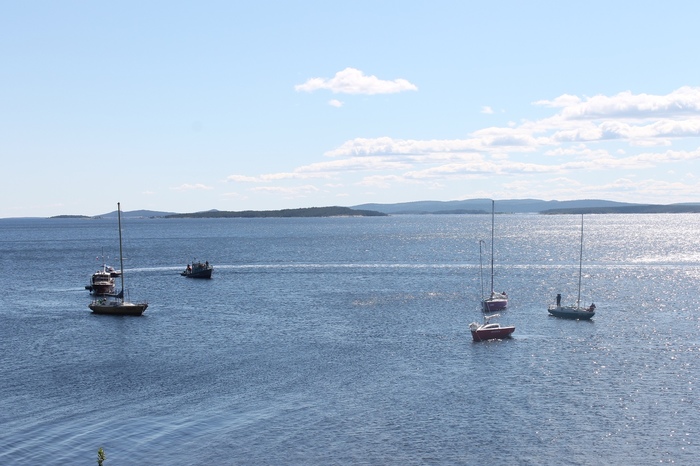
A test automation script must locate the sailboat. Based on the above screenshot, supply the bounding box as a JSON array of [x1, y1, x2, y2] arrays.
[[548, 214, 596, 320], [89, 203, 148, 316], [481, 200, 508, 312], [469, 313, 515, 342]]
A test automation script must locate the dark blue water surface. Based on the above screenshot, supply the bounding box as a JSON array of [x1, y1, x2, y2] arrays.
[[1, 214, 698, 465]]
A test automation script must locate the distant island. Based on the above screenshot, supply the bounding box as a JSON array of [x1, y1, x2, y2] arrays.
[[164, 206, 387, 219], [39, 198, 700, 220]]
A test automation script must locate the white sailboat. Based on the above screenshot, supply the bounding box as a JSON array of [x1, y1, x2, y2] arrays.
[[548, 214, 595, 320], [89, 203, 148, 316], [481, 200, 508, 312]]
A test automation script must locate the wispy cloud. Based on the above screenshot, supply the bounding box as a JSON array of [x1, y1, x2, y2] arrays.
[[325, 87, 700, 159], [221, 192, 249, 201], [535, 86, 700, 119], [250, 185, 321, 198], [227, 175, 262, 183], [328, 99, 344, 107], [502, 176, 700, 204], [228, 86, 700, 202], [295, 67, 418, 95], [172, 183, 214, 191]]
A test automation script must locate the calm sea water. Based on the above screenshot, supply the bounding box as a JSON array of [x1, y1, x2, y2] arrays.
[[1, 214, 699, 465]]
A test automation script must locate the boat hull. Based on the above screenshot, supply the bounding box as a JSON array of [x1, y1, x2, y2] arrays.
[[482, 297, 507, 312], [181, 268, 213, 279], [547, 305, 595, 320], [470, 326, 515, 342], [89, 300, 148, 316], [181, 262, 213, 279]]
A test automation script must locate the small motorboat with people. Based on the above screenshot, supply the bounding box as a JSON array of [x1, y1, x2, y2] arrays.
[[104, 265, 121, 277], [469, 314, 515, 342], [181, 260, 213, 279]]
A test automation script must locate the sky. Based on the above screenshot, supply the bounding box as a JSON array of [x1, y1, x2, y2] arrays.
[[2, 1, 700, 217]]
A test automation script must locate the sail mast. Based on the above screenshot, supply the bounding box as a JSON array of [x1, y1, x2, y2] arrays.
[[479, 240, 485, 300], [490, 200, 495, 294], [117, 202, 125, 301], [576, 214, 583, 308]]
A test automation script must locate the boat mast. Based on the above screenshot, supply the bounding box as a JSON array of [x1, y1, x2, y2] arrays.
[[479, 240, 485, 300], [576, 214, 583, 308], [117, 202, 125, 301], [490, 200, 495, 294]]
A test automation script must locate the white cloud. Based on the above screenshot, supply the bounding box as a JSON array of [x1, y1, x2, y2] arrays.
[[499, 175, 700, 204], [538, 86, 700, 119], [228, 86, 700, 204], [295, 67, 418, 95], [534, 94, 582, 108], [358, 175, 411, 188], [323, 87, 700, 160], [298, 156, 414, 173], [172, 183, 214, 191], [222, 192, 249, 201], [324, 137, 483, 157], [251, 185, 320, 197], [227, 175, 262, 183], [328, 99, 344, 107], [481, 106, 494, 114]]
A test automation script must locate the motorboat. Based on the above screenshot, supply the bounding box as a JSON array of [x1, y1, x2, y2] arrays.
[[85, 265, 116, 295], [105, 265, 121, 277], [181, 261, 213, 279]]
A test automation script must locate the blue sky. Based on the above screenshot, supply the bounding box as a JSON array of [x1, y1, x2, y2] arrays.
[[3, 1, 700, 217]]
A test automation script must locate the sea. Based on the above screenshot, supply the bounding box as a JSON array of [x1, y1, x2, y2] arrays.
[[0, 213, 698, 465]]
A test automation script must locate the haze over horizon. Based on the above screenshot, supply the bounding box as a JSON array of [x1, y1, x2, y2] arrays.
[[3, 1, 700, 218]]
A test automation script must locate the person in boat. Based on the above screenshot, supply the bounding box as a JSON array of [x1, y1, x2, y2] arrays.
[[588, 303, 596, 312], [186, 264, 192, 273], [556, 293, 561, 306], [205, 261, 209, 268]]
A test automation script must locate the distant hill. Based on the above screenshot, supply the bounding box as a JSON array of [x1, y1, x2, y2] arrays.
[[164, 206, 387, 218], [352, 199, 700, 214], [542, 204, 700, 214], [97, 209, 178, 218], [38, 199, 700, 220]]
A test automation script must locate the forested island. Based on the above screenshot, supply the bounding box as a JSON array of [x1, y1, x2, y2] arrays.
[[43, 199, 700, 220], [164, 206, 387, 219]]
